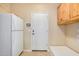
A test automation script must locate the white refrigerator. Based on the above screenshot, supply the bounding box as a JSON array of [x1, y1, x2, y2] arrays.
[[0, 14, 23, 56]]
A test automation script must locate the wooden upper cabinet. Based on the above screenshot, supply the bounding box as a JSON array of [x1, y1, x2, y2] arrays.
[[62, 4, 70, 21], [57, 4, 63, 23], [77, 4, 79, 16], [58, 3, 79, 25], [70, 4, 78, 18], [57, 4, 70, 24]]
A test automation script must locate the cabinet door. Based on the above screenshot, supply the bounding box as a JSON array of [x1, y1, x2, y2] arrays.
[[70, 4, 78, 18], [62, 4, 70, 22], [77, 4, 79, 16], [57, 4, 63, 23], [58, 4, 70, 24]]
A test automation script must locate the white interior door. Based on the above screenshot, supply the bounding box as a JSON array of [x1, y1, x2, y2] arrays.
[[31, 13, 48, 50]]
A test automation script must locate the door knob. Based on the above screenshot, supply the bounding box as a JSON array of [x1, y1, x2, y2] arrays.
[[32, 30, 34, 32]]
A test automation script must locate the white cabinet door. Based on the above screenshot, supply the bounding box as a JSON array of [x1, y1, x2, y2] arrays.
[[31, 13, 48, 50], [12, 31, 23, 56], [12, 14, 23, 30]]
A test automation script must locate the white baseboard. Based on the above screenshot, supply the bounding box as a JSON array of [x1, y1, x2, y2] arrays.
[[23, 50, 32, 52]]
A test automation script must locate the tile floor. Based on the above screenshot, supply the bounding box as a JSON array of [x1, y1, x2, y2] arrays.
[[20, 50, 49, 56]]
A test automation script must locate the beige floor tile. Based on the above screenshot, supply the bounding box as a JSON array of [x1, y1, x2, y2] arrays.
[[20, 50, 49, 56]]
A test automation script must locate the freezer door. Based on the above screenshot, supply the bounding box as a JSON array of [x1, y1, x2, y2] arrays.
[[0, 14, 12, 56], [12, 14, 23, 30]]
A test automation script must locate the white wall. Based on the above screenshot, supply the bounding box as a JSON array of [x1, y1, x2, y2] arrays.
[[66, 23, 79, 53], [23, 4, 66, 50], [48, 5, 66, 46], [11, 4, 66, 50]]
